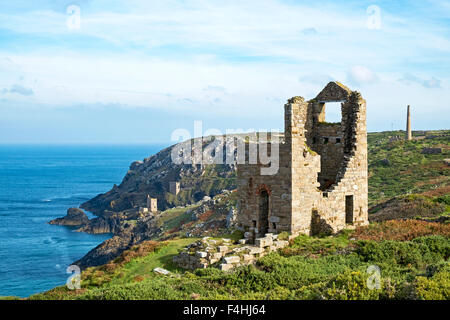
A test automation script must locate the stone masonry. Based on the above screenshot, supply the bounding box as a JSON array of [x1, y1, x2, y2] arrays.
[[173, 233, 289, 271], [236, 82, 369, 240], [147, 195, 158, 213], [170, 181, 181, 195]]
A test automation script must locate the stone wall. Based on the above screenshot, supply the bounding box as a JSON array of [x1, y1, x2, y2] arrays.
[[236, 82, 368, 238], [169, 181, 181, 195]]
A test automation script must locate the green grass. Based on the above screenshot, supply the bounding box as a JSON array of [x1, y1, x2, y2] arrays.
[[156, 205, 198, 231], [106, 238, 200, 286], [367, 130, 450, 206], [29, 225, 450, 300]]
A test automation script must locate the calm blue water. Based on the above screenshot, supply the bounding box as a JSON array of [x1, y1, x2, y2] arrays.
[[0, 144, 166, 298]]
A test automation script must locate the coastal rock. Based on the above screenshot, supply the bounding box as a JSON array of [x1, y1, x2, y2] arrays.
[[48, 208, 89, 226], [76, 216, 122, 234], [74, 235, 133, 269]]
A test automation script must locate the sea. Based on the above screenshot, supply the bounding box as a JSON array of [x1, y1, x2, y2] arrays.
[[0, 144, 166, 298]]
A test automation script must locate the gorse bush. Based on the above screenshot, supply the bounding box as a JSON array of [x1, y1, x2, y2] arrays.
[[324, 270, 382, 300], [355, 236, 449, 268], [414, 264, 450, 300]]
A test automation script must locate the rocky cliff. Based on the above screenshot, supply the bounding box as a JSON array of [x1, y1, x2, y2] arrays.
[[80, 136, 243, 216], [49, 208, 89, 226], [74, 191, 238, 268]]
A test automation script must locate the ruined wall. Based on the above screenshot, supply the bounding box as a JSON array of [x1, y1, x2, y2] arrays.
[[286, 97, 321, 235], [236, 140, 293, 238], [310, 121, 344, 189], [298, 91, 369, 233], [315, 92, 369, 229], [237, 81, 368, 239]]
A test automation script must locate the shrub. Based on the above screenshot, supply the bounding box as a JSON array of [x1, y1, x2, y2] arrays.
[[414, 267, 450, 300], [77, 279, 188, 300], [221, 265, 276, 292], [324, 270, 382, 300], [355, 236, 449, 269], [434, 195, 450, 206]]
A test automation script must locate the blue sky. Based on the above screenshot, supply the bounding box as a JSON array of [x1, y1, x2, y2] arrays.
[[0, 0, 449, 144]]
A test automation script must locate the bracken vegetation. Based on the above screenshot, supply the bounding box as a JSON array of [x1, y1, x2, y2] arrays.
[[353, 220, 450, 241]]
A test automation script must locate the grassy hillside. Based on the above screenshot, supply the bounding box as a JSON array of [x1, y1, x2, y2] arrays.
[[368, 130, 449, 206], [27, 220, 449, 300]]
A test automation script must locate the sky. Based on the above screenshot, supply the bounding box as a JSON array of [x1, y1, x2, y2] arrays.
[[0, 0, 449, 144]]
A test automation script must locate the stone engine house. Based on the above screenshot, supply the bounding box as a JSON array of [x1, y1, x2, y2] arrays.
[[237, 82, 369, 239]]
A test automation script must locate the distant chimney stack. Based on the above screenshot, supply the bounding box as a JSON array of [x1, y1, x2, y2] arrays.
[[406, 105, 412, 141]]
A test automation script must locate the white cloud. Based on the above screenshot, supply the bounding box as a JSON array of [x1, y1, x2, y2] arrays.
[[301, 28, 317, 36], [0, 1, 448, 132], [398, 73, 442, 88], [2, 84, 34, 96], [423, 77, 441, 88], [347, 65, 378, 86]]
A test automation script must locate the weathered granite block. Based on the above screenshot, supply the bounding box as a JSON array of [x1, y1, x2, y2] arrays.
[[218, 246, 228, 252], [196, 251, 207, 258], [219, 263, 234, 271], [223, 256, 240, 264], [255, 237, 273, 248]]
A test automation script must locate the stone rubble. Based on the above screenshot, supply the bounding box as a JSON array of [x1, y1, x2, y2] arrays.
[[173, 233, 289, 271], [153, 267, 171, 275]]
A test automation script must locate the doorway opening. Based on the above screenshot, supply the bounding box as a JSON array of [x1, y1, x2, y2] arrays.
[[345, 195, 354, 224]]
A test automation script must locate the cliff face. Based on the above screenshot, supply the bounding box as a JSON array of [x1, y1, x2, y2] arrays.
[[80, 136, 240, 216]]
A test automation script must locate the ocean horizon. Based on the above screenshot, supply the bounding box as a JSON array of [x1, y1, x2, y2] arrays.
[[0, 144, 167, 297]]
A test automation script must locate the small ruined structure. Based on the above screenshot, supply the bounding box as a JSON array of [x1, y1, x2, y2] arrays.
[[147, 195, 158, 213], [173, 235, 289, 271], [236, 82, 369, 240], [406, 105, 412, 141], [169, 181, 181, 195]]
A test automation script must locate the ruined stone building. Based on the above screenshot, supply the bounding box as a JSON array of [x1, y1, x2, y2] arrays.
[[147, 195, 158, 213], [169, 181, 181, 195], [236, 82, 369, 239]]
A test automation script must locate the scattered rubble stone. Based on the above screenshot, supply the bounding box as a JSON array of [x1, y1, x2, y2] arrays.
[[153, 267, 171, 275], [173, 233, 289, 271]]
